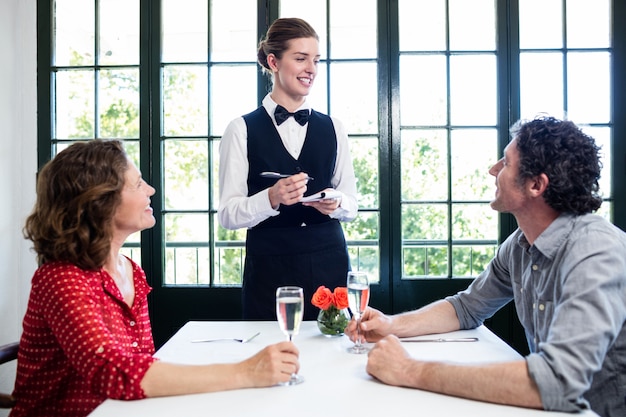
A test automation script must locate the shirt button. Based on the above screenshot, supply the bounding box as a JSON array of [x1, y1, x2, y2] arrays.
[[539, 304, 545, 311], [532, 264, 538, 271], [129, 321, 136, 327], [533, 303, 536, 309], [132, 341, 138, 348]]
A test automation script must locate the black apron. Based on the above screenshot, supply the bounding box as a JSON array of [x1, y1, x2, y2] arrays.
[[243, 221, 350, 320]]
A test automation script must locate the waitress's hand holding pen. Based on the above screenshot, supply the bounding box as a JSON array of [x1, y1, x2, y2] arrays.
[[267, 172, 310, 208]]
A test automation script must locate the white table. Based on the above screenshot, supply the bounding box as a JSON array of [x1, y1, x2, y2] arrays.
[[89, 321, 597, 417]]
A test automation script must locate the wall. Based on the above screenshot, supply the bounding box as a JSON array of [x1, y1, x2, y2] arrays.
[[0, 0, 38, 414]]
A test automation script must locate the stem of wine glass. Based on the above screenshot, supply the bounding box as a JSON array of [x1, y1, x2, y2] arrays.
[[355, 315, 362, 348]]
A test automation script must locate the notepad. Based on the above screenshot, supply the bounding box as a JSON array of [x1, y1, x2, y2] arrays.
[[300, 190, 341, 203]]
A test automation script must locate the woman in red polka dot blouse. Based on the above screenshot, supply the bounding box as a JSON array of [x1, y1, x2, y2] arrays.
[[10, 140, 300, 417]]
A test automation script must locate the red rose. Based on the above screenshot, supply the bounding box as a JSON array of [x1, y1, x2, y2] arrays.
[[333, 287, 349, 310], [311, 286, 334, 310]]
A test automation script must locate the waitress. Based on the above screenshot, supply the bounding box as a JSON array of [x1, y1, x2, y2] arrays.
[[218, 17, 358, 320]]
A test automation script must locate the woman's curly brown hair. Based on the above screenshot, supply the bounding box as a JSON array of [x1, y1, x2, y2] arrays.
[[512, 116, 603, 214], [23, 140, 129, 270]]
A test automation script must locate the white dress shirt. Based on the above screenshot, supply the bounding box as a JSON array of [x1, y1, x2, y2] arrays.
[[218, 94, 358, 230]]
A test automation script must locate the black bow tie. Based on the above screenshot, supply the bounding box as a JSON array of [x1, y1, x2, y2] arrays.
[[274, 105, 310, 126]]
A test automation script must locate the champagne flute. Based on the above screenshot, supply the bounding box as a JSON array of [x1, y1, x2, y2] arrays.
[[347, 271, 370, 354], [275, 286, 305, 385]]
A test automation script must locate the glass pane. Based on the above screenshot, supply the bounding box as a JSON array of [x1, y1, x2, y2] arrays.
[[566, 0, 610, 48], [402, 204, 448, 240], [55, 70, 95, 139], [215, 219, 246, 285], [165, 246, 210, 285], [400, 55, 447, 126], [452, 245, 496, 277], [210, 0, 256, 62], [211, 140, 220, 210], [164, 211, 210, 285], [308, 64, 328, 114], [567, 52, 610, 124], [98, 69, 139, 139], [520, 52, 564, 120], [519, 0, 563, 49], [403, 246, 448, 278], [451, 203, 498, 240], [99, 0, 139, 65], [450, 54, 497, 126], [596, 203, 612, 222], [280, 0, 328, 60], [451, 129, 496, 200], [350, 137, 379, 209], [584, 127, 611, 200], [329, 0, 377, 59], [449, 0, 496, 51], [162, 0, 207, 63], [163, 65, 208, 136], [401, 129, 448, 201], [215, 225, 246, 247], [124, 140, 140, 166], [343, 211, 378, 241], [210, 65, 257, 136], [215, 246, 244, 285], [54, 0, 95, 66], [165, 213, 209, 242], [399, 0, 446, 51], [163, 140, 209, 210], [120, 246, 142, 264], [349, 246, 380, 283], [329, 62, 378, 134]]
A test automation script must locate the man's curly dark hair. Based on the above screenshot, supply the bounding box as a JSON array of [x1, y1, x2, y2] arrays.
[[511, 116, 603, 214]]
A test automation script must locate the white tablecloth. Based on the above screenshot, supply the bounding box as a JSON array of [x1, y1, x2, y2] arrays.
[[89, 321, 597, 417]]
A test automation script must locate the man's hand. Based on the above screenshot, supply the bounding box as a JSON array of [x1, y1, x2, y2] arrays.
[[366, 335, 414, 386], [345, 307, 394, 343]]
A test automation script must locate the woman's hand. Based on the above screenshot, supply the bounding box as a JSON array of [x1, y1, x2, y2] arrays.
[[238, 341, 300, 387], [268, 173, 309, 208], [301, 188, 341, 215]]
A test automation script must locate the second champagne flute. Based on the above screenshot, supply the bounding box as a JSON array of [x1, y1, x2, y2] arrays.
[[275, 286, 304, 385], [347, 271, 370, 354]]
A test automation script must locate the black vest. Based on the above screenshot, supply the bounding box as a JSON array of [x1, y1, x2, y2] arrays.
[[243, 107, 337, 228]]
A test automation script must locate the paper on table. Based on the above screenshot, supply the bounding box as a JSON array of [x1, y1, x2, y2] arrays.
[[300, 190, 342, 203]]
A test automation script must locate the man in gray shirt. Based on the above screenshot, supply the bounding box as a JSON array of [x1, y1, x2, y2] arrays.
[[346, 116, 626, 416]]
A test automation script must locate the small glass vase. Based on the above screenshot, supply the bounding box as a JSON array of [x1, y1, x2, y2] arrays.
[[316, 306, 350, 337]]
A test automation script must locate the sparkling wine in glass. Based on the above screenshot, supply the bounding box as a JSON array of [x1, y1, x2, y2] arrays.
[[275, 286, 304, 385], [347, 271, 370, 354]]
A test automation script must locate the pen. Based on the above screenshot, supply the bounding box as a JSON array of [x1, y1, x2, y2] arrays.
[[260, 171, 314, 181]]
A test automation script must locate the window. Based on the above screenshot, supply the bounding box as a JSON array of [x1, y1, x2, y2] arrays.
[[38, 0, 624, 346], [518, 0, 613, 218], [398, 0, 499, 280]]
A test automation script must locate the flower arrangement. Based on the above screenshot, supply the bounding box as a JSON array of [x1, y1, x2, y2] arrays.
[[311, 286, 350, 336]]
